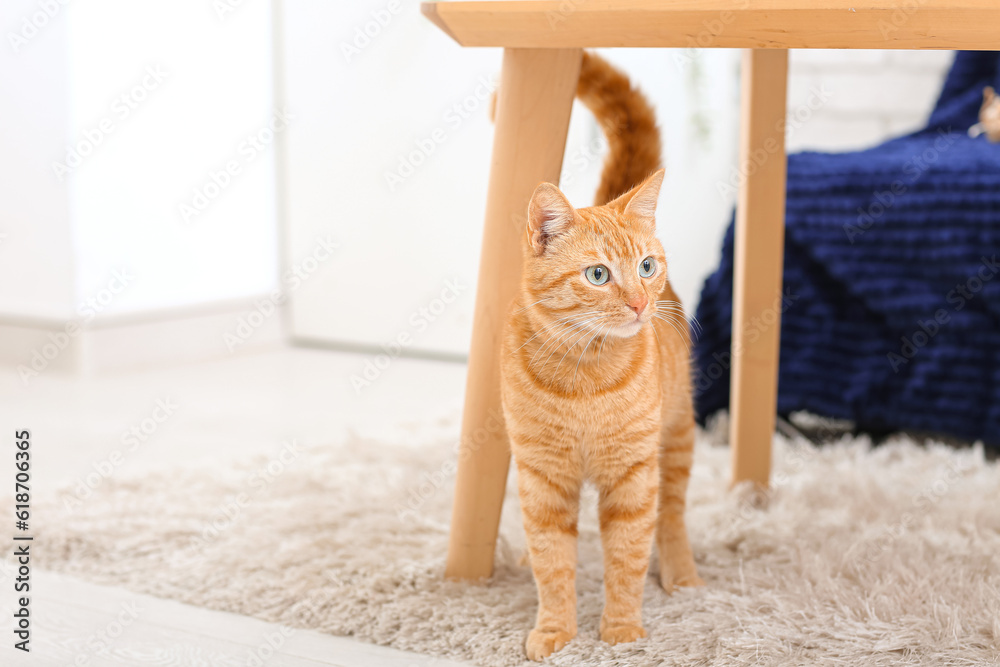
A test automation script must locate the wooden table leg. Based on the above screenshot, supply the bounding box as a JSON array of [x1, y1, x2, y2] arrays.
[[445, 48, 582, 580], [730, 48, 789, 488]]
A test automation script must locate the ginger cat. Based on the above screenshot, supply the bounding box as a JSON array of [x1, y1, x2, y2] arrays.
[[500, 52, 702, 661]]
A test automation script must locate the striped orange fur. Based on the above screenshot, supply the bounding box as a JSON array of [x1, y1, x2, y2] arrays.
[[499, 52, 701, 661]]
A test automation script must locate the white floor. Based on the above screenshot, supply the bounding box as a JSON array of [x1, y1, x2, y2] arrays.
[[0, 345, 469, 496], [0, 571, 471, 667], [0, 346, 473, 666]]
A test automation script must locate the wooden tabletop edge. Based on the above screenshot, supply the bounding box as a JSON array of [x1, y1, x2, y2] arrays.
[[421, 2, 463, 45]]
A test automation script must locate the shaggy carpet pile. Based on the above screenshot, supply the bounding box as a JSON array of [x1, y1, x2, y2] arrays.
[[15, 416, 1000, 666]]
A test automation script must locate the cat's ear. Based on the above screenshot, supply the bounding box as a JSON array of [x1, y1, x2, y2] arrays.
[[622, 168, 665, 224], [527, 182, 576, 255]]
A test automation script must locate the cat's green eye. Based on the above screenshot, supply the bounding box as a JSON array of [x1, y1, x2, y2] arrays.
[[639, 257, 656, 278], [585, 265, 610, 286]]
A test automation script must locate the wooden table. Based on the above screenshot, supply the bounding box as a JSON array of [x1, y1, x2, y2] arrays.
[[421, 0, 995, 580]]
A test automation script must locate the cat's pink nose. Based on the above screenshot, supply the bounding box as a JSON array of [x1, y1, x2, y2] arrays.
[[627, 295, 648, 315]]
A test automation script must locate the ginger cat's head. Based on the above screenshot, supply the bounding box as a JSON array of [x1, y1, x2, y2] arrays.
[[520, 169, 669, 341]]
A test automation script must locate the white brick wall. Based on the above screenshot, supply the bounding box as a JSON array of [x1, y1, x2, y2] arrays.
[[786, 50, 954, 152]]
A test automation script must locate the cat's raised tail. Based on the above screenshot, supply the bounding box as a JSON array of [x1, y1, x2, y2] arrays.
[[576, 51, 662, 206], [488, 51, 662, 207]]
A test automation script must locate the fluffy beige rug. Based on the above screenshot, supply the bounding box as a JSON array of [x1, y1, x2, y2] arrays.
[[15, 416, 1000, 666]]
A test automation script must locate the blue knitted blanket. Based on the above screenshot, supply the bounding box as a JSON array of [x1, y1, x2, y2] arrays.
[[692, 52, 1000, 446]]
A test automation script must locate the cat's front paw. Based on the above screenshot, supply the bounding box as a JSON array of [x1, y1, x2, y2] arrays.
[[525, 627, 575, 661], [600, 622, 646, 646]]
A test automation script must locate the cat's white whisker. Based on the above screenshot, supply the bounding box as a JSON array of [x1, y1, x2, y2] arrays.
[[537, 318, 601, 370], [527, 323, 583, 370], [556, 317, 609, 377], [513, 311, 601, 353], [655, 304, 701, 338], [653, 313, 691, 348], [571, 323, 608, 390], [595, 324, 612, 372], [685, 315, 703, 337], [528, 317, 601, 371], [649, 318, 662, 348], [513, 296, 555, 314]]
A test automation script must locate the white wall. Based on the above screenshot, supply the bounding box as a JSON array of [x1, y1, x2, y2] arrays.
[[0, 0, 75, 321], [0, 0, 279, 326], [786, 50, 953, 153], [66, 0, 280, 316], [281, 0, 493, 357]]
